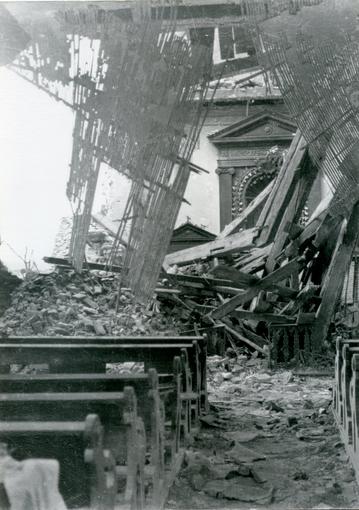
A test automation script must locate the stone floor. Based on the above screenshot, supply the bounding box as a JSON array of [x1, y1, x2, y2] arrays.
[[166, 355, 359, 509]]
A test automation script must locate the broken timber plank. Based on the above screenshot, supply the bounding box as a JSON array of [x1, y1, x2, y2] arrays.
[[217, 180, 274, 239], [231, 309, 296, 323], [313, 212, 342, 249], [312, 202, 359, 351], [163, 272, 242, 289], [255, 130, 302, 230], [265, 152, 318, 273], [235, 244, 272, 273], [222, 322, 266, 355], [290, 263, 300, 292], [211, 265, 258, 286], [213, 286, 246, 296], [164, 228, 257, 267], [44, 256, 122, 273], [237, 323, 270, 346], [176, 286, 218, 298], [211, 258, 301, 320], [283, 283, 320, 315], [256, 132, 307, 246], [211, 264, 297, 299], [298, 193, 332, 245], [153, 287, 182, 296]]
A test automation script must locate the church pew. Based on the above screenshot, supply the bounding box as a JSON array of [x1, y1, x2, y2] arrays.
[[0, 387, 146, 509], [0, 360, 191, 509], [334, 338, 359, 485], [0, 335, 208, 412], [333, 338, 359, 424], [349, 353, 359, 478], [0, 414, 120, 509], [334, 341, 359, 441], [0, 339, 205, 422]]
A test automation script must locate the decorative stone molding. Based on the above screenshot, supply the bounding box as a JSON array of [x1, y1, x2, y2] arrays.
[[299, 204, 309, 226], [231, 165, 279, 219], [219, 147, 269, 159], [211, 111, 296, 231], [215, 167, 235, 176], [232, 167, 256, 217]]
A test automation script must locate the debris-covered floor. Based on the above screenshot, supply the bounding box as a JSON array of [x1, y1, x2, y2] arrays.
[[1, 270, 359, 509], [166, 355, 359, 510]]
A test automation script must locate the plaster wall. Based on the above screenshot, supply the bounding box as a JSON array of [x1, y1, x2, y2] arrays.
[[175, 122, 220, 234]]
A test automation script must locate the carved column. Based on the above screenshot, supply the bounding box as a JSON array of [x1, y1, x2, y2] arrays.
[[216, 167, 235, 231]]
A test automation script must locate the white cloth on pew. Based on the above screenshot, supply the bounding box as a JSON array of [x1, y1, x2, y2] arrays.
[[0, 455, 67, 510]]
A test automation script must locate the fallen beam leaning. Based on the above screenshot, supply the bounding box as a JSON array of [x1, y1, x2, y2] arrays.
[[211, 257, 301, 320], [164, 228, 257, 267]]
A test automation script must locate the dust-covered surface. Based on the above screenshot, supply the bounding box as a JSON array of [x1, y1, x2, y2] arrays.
[[0, 269, 183, 337], [1, 269, 358, 509], [166, 355, 359, 510], [0, 261, 21, 317]]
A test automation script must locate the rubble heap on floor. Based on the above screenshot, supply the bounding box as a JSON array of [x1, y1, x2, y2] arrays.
[[0, 269, 184, 338], [160, 134, 358, 368], [0, 261, 22, 316], [1, 133, 355, 368]]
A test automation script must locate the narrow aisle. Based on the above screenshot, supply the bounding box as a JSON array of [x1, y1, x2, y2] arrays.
[[167, 355, 359, 509]]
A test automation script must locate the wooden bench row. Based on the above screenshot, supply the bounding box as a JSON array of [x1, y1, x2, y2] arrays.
[[0, 335, 208, 412], [333, 337, 359, 483], [0, 335, 207, 509]]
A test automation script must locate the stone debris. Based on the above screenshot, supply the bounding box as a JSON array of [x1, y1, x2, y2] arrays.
[[166, 354, 359, 509], [182, 450, 274, 503], [224, 430, 261, 444], [226, 443, 266, 464], [0, 269, 184, 339], [0, 261, 22, 316], [0, 264, 358, 508], [203, 477, 274, 504]]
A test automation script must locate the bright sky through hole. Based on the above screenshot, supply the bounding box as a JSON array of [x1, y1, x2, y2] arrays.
[[0, 66, 74, 274]]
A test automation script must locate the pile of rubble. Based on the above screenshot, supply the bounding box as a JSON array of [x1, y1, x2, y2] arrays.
[[1, 133, 350, 368], [0, 269, 184, 338], [0, 261, 22, 316], [160, 134, 356, 368], [33, 133, 355, 369]]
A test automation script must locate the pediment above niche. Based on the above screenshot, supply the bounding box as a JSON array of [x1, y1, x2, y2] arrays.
[[208, 111, 296, 145]]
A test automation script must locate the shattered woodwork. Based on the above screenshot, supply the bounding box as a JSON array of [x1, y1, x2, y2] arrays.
[[249, 0, 359, 218], [162, 123, 356, 360], [12, 4, 215, 302]]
